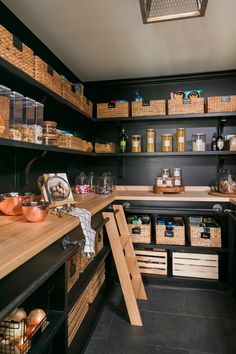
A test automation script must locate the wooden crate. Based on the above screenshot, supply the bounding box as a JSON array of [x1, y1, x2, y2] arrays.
[[67, 251, 80, 292], [168, 98, 204, 115], [61, 78, 82, 107], [97, 102, 129, 118], [81, 95, 93, 117], [135, 249, 167, 275], [173, 252, 219, 279], [34, 56, 62, 96], [0, 25, 34, 77], [68, 286, 89, 346], [207, 95, 236, 113], [128, 224, 151, 244], [88, 262, 105, 304], [188, 217, 221, 248], [131, 100, 166, 116], [156, 217, 185, 245]]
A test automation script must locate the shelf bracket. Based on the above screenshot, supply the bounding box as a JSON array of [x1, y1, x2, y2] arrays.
[[24, 150, 48, 185]]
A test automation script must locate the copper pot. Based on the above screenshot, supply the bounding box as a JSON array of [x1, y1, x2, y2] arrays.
[[21, 201, 49, 222], [0, 193, 35, 216]]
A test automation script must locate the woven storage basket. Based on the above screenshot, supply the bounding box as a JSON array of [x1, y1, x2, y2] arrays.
[[168, 98, 204, 115], [128, 223, 151, 243], [34, 56, 62, 96], [156, 217, 185, 245], [81, 95, 93, 117], [207, 96, 236, 113], [95, 229, 104, 255], [95, 142, 116, 153], [0, 25, 34, 77], [0, 96, 10, 135], [188, 217, 221, 247], [131, 100, 166, 117], [61, 79, 82, 107], [67, 251, 80, 292], [78, 250, 92, 273], [135, 249, 167, 275], [97, 102, 129, 118]]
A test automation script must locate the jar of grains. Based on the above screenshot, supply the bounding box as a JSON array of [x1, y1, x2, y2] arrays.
[[132, 135, 141, 153], [146, 129, 155, 152], [162, 134, 173, 152], [177, 128, 185, 152]]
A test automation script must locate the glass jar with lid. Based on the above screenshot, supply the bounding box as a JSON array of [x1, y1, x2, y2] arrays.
[[75, 172, 90, 194], [218, 170, 236, 194], [131, 135, 141, 153], [146, 129, 155, 153], [162, 168, 170, 179], [162, 134, 173, 152], [192, 133, 206, 151], [177, 128, 185, 152], [88, 172, 97, 192], [97, 172, 113, 194]]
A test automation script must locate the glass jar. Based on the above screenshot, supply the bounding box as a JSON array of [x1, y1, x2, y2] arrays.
[[75, 172, 90, 194], [88, 172, 97, 192], [219, 170, 236, 194], [177, 128, 185, 152], [174, 176, 182, 187], [42, 121, 57, 134], [166, 177, 174, 187], [96, 172, 113, 194], [162, 134, 173, 152], [192, 133, 206, 151], [161, 168, 170, 179], [131, 135, 141, 153], [173, 167, 182, 177], [146, 129, 155, 153], [155, 177, 163, 187]]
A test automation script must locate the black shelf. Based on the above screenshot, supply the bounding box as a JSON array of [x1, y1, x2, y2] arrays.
[[95, 111, 236, 123], [134, 243, 228, 254], [95, 151, 236, 157], [68, 246, 111, 309], [29, 310, 66, 354], [0, 57, 95, 121]]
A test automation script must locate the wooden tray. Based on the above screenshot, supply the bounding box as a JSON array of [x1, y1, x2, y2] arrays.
[[208, 190, 236, 197], [153, 186, 185, 194]]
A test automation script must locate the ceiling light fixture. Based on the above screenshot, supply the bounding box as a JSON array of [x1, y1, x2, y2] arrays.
[[139, 0, 208, 24]]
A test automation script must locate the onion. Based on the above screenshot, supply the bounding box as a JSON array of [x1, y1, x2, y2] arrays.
[[27, 309, 46, 327], [25, 324, 37, 338], [5, 307, 27, 322]]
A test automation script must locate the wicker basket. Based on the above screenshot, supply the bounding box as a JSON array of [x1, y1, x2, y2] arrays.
[[61, 78, 82, 107], [34, 56, 62, 96], [207, 96, 236, 113], [0, 96, 10, 135], [127, 223, 151, 243], [78, 250, 92, 273], [156, 217, 185, 245], [97, 102, 129, 118], [168, 97, 205, 115], [80, 95, 93, 117], [95, 142, 116, 153], [0, 25, 34, 77], [131, 100, 166, 117], [67, 251, 80, 292], [188, 217, 221, 247], [135, 249, 167, 275]]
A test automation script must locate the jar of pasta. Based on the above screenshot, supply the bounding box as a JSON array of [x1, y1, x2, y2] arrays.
[[146, 129, 155, 152], [132, 135, 141, 153], [162, 134, 173, 152], [177, 128, 185, 152]]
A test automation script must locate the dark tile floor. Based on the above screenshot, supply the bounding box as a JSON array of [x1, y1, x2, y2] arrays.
[[85, 284, 236, 354]]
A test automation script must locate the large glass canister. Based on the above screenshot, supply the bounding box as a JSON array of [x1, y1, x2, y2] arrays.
[[176, 128, 185, 152], [88, 172, 97, 192], [162, 134, 173, 152], [131, 135, 141, 153], [0, 84, 11, 133], [146, 128, 155, 152], [34, 102, 44, 126], [9, 91, 24, 127], [96, 172, 113, 194], [192, 133, 206, 151], [23, 97, 35, 125], [218, 170, 236, 194], [75, 172, 90, 194]]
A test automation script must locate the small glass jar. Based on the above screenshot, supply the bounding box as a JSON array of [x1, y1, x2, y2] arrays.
[[219, 170, 236, 194], [132, 135, 141, 153], [174, 176, 182, 187], [166, 177, 174, 187], [173, 168, 182, 177], [192, 133, 206, 151], [75, 172, 90, 194], [42, 121, 57, 134], [155, 177, 163, 187], [161, 168, 170, 179], [162, 134, 173, 152], [146, 129, 155, 153], [177, 128, 185, 152]]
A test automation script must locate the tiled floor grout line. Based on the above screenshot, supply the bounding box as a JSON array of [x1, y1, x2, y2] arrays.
[[209, 318, 222, 354]]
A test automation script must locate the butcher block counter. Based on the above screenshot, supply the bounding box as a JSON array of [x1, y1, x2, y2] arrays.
[[0, 186, 233, 279]]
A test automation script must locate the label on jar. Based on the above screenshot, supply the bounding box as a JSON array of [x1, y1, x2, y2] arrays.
[[156, 179, 163, 186], [174, 179, 181, 186], [178, 137, 185, 143], [147, 138, 154, 144], [133, 141, 139, 148], [164, 140, 170, 147], [166, 179, 173, 187]]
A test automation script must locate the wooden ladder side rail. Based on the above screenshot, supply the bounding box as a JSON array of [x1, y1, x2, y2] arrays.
[[103, 211, 143, 326], [113, 204, 147, 301]]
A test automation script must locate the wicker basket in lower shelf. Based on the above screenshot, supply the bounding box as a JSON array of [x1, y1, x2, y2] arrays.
[[88, 262, 105, 304], [68, 286, 89, 347], [172, 252, 219, 279], [188, 217, 221, 247], [135, 249, 167, 275], [156, 217, 185, 245], [128, 224, 151, 243]]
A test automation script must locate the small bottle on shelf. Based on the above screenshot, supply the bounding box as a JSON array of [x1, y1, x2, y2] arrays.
[[119, 128, 128, 153], [211, 133, 217, 151]]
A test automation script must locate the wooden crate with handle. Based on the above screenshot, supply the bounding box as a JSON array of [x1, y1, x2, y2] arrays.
[[135, 249, 167, 275]]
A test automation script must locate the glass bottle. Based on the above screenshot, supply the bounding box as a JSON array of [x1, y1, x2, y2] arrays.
[[75, 172, 90, 194], [119, 128, 128, 153], [211, 133, 217, 151]]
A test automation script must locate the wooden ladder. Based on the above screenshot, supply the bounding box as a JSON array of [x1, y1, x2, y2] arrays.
[[103, 204, 147, 326]]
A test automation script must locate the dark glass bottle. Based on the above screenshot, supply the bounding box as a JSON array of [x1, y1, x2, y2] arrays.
[[119, 128, 128, 153], [211, 134, 217, 151], [216, 134, 224, 151]]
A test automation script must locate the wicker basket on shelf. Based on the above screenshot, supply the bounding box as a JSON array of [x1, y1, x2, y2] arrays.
[[168, 97, 204, 115], [127, 223, 151, 243], [188, 217, 221, 247], [156, 217, 185, 245], [61, 78, 82, 107], [34, 56, 62, 96], [0, 25, 34, 77], [207, 95, 236, 113], [80, 95, 93, 117], [97, 102, 129, 118], [131, 100, 166, 116]]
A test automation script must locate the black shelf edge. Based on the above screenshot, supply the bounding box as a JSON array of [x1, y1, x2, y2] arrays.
[[94, 111, 236, 122], [68, 246, 111, 309], [0, 58, 95, 121], [29, 310, 66, 354], [94, 151, 236, 157], [134, 243, 228, 253]]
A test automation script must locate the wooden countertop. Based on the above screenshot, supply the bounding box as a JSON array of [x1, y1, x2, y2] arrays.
[[0, 187, 232, 280]]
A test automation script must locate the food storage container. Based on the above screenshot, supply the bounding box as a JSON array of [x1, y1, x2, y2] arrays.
[[34, 101, 44, 126], [131, 135, 141, 153], [75, 172, 90, 194], [162, 134, 173, 152], [96, 172, 113, 194], [192, 133, 206, 151], [218, 170, 236, 194], [23, 97, 35, 125], [177, 128, 185, 152], [146, 129, 155, 152], [42, 121, 57, 134]]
